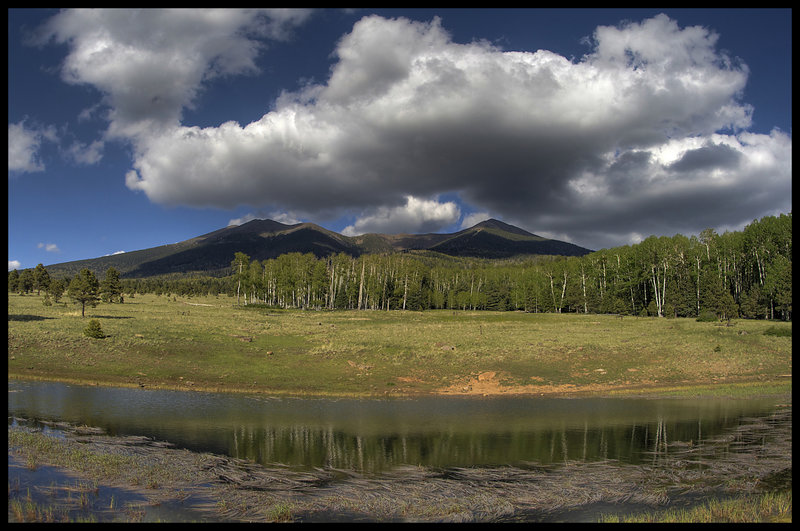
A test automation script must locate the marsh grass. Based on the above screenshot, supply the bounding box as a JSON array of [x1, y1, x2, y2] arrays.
[[599, 491, 792, 523], [8, 293, 792, 398], [7, 470, 113, 523], [9, 498, 72, 522], [265, 501, 296, 522]]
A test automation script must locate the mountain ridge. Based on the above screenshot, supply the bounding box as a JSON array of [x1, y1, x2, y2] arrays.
[[42, 218, 592, 278]]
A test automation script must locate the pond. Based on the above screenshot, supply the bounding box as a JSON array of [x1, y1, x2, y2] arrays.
[[7, 379, 787, 474]]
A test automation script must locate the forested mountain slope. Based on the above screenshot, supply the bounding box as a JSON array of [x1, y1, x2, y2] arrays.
[[40, 218, 591, 278]]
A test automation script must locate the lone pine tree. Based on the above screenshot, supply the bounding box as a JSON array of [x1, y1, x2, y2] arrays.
[[68, 268, 100, 317]]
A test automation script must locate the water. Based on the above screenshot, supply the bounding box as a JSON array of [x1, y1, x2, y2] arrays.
[[7, 379, 786, 473], [8, 453, 221, 523]]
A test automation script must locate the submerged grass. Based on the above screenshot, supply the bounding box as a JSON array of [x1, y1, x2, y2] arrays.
[[8, 293, 792, 398]]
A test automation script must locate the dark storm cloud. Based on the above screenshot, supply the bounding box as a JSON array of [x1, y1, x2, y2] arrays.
[[667, 142, 742, 173]]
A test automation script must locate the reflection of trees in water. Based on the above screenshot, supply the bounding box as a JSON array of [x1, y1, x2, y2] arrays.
[[206, 408, 791, 521], [228, 411, 775, 473], [8, 408, 789, 522]]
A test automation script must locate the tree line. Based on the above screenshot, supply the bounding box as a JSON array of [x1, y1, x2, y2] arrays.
[[9, 263, 124, 317], [9, 213, 791, 320]]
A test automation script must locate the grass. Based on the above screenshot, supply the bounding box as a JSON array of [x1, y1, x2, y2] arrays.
[[599, 491, 792, 523], [8, 428, 164, 487], [7, 292, 792, 398], [764, 325, 792, 337], [264, 501, 296, 522], [8, 497, 77, 523]]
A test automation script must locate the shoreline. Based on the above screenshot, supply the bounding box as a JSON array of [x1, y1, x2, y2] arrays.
[[8, 373, 792, 400]]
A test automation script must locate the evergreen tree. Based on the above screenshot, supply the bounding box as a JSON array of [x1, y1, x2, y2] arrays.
[[764, 255, 792, 320], [484, 278, 509, 311], [718, 291, 739, 322], [18, 269, 34, 294], [47, 278, 67, 304], [100, 266, 123, 303], [699, 271, 726, 318], [739, 286, 767, 319], [8, 269, 20, 292], [68, 268, 100, 317], [84, 319, 105, 339], [32, 263, 50, 295]]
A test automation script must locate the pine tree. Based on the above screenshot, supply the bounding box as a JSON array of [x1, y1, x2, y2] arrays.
[[32, 263, 50, 295], [47, 278, 66, 304], [100, 267, 123, 303], [18, 269, 34, 294], [68, 268, 100, 317], [84, 319, 105, 339], [8, 269, 20, 292]]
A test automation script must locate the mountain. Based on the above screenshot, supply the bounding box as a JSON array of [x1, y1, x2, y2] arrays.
[[42, 218, 592, 278], [428, 219, 588, 258]]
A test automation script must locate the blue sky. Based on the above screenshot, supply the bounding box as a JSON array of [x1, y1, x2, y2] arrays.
[[8, 8, 792, 271]]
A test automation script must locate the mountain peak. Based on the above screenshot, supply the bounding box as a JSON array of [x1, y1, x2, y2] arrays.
[[471, 218, 538, 238], [231, 218, 296, 233]]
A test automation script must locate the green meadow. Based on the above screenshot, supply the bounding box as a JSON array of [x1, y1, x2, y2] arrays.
[[7, 293, 792, 398]]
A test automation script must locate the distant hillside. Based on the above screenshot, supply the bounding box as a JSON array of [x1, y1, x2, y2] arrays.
[[348, 219, 589, 258], [42, 218, 592, 279], [427, 219, 588, 258]]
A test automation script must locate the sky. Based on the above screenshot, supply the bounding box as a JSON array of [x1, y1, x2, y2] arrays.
[[8, 8, 792, 271]]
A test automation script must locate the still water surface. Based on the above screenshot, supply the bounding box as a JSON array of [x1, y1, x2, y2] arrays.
[[7, 379, 785, 473]]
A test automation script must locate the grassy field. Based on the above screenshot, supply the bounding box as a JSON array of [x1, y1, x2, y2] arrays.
[[7, 292, 792, 398]]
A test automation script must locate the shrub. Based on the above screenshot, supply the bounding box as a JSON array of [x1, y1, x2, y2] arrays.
[[763, 326, 791, 337], [84, 319, 105, 339], [696, 310, 718, 322]]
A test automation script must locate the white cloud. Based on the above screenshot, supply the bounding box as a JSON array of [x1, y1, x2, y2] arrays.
[[554, 128, 792, 249], [37, 242, 60, 253], [228, 213, 261, 227], [8, 121, 56, 173], [8, 122, 43, 172], [65, 139, 105, 165], [42, 11, 790, 247], [38, 8, 313, 139], [459, 212, 492, 230], [8, 260, 22, 271], [9, 119, 105, 172], [342, 195, 460, 235], [228, 210, 302, 227]]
